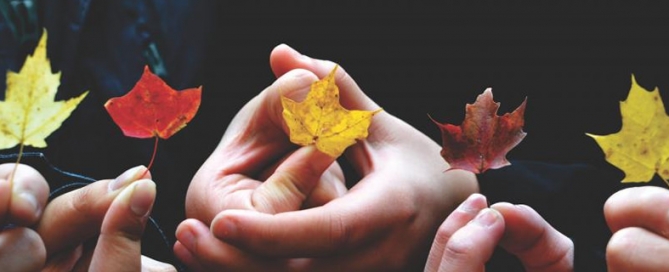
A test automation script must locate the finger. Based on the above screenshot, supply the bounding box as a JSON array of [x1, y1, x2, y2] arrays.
[[604, 186, 669, 237], [72, 245, 94, 272], [302, 162, 347, 208], [36, 165, 149, 256], [0, 177, 9, 223], [42, 245, 82, 272], [435, 208, 505, 272], [257, 149, 346, 209], [0, 163, 49, 226], [217, 68, 317, 151], [174, 242, 207, 272], [89, 179, 156, 271], [268, 44, 388, 176], [185, 69, 320, 223], [607, 227, 669, 272], [210, 188, 410, 257], [269, 44, 378, 112], [0, 227, 46, 271], [253, 146, 336, 213], [175, 219, 285, 271], [425, 193, 488, 271], [491, 203, 574, 271]]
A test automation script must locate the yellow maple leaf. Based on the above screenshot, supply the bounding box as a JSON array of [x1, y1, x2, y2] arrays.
[[281, 66, 381, 157], [587, 75, 669, 184], [0, 30, 88, 151]]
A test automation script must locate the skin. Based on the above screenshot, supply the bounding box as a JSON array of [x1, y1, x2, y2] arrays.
[[604, 186, 669, 272], [0, 163, 174, 271], [176, 44, 478, 271], [425, 193, 574, 272], [0, 163, 49, 271]]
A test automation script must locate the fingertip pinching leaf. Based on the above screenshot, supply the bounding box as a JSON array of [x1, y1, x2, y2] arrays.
[[588, 75, 669, 185], [281, 66, 381, 157], [432, 88, 527, 174]]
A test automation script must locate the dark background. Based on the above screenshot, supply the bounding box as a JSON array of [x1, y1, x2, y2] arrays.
[[208, 0, 669, 168], [2, 0, 669, 270]]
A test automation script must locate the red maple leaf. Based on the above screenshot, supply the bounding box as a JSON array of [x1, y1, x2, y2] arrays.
[[105, 65, 202, 171], [105, 66, 201, 139], [431, 88, 527, 174]]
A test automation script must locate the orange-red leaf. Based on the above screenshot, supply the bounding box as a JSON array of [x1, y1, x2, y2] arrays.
[[432, 88, 527, 174], [104, 66, 202, 139]]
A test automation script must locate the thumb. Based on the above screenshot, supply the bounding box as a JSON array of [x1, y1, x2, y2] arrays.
[[269, 44, 379, 113], [265, 68, 321, 138], [89, 179, 156, 271], [491, 203, 574, 271], [220, 68, 319, 149], [37, 165, 149, 256], [252, 145, 335, 214], [0, 228, 46, 272]]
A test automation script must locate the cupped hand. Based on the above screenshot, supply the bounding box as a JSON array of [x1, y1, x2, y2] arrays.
[[176, 44, 478, 271]]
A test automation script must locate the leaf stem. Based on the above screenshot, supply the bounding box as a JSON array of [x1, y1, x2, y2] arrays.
[[9, 141, 25, 188], [141, 136, 159, 178]]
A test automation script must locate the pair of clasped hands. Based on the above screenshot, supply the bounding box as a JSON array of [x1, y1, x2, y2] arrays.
[[2, 45, 668, 271]]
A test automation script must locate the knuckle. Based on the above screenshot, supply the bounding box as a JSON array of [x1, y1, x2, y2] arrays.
[[444, 237, 475, 259], [393, 191, 419, 226], [327, 212, 350, 250], [434, 224, 453, 247], [257, 171, 307, 213], [70, 185, 95, 218], [277, 171, 305, 197]]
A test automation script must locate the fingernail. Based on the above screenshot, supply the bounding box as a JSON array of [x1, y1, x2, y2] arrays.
[[223, 219, 237, 238], [108, 166, 146, 192], [472, 208, 500, 227], [178, 221, 209, 250], [283, 44, 310, 61], [282, 43, 298, 54], [179, 228, 196, 250], [18, 192, 40, 216], [129, 180, 156, 217], [458, 193, 486, 213], [213, 217, 237, 239]]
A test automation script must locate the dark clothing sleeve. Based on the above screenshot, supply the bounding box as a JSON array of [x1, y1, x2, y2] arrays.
[[478, 160, 625, 271]]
